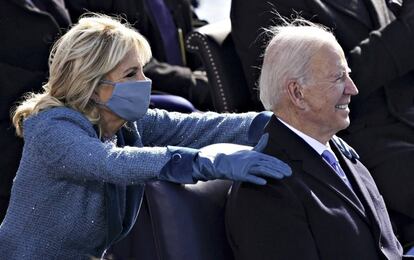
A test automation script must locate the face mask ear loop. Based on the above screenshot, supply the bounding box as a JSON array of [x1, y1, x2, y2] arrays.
[[99, 80, 116, 86], [92, 80, 114, 106], [90, 93, 106, 106], [93, 99, 106, 106]]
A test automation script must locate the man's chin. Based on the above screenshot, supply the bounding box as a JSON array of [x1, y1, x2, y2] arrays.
[[340, 118, 350, 130], [335, 117, 350, 132]]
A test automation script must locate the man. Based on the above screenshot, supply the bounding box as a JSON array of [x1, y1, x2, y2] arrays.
[[226, 20, 406, 259], [230, 0, 414, 249]]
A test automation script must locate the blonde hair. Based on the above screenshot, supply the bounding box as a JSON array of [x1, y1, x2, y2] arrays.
[[12, 13, 152, 137], [259, 18, 336, 111]]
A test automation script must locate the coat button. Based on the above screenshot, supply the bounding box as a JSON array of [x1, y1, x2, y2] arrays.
[[172, 153, 182, 162]]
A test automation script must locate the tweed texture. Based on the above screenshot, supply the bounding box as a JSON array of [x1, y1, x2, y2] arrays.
[[0, 107, 256, 259]]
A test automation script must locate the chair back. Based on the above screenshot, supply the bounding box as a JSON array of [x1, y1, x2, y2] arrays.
[[186, 20, 252, 112], [110, 180, 234, 260]]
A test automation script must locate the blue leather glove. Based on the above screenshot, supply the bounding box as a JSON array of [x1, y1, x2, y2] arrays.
[[192, 134, 292, 185]]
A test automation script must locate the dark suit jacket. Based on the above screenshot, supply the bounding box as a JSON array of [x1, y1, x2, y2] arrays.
[[0, 0, 70, 222], [226, 116, 403, 260], [230, 0, 414, 247]]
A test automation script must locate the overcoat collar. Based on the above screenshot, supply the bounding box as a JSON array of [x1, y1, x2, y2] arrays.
[[265, 116, 376, 224]]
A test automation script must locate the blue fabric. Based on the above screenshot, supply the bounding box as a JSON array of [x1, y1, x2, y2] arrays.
[[247, 111, 272, 143], [105, 129, 144, 247], [150, 94, 197, 113], [322, 150, 354, 190], [407, 246, 414, 256], [101, 79, 152, 121], [192, 133, 292, 185], [159, 146, 199, 183], [144, 0, 183, 65], [0, 106, 258, 259]]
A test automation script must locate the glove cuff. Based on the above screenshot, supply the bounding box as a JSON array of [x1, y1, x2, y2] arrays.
[[159, 146, 199, 184]]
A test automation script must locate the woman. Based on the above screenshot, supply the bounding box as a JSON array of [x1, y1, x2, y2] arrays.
[[0, 14, 290, 259]]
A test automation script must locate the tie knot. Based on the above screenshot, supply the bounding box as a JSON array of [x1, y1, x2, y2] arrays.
[[322, 150, 337, 166], [321, 150, 353, 190]]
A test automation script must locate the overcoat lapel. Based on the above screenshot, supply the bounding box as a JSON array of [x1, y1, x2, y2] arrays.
[[337, 150, 383, 228], [265, 116, 369, 222]]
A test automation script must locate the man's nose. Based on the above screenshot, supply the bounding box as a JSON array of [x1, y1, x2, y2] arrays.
[[344, 76, 359, 96]]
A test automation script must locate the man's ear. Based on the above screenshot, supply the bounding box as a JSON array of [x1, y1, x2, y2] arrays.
[[286, 80, 306, 109]]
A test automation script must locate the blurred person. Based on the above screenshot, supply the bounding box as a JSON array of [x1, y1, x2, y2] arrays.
[[231, 0, 414, 250], [0, 0, 71, 223], [226, 20, 407, 260], [0, 14, 291, 259], [191, 0, 200, 8]]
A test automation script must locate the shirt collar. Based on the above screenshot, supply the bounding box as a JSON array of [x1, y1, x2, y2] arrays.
[[276, 117, 338, 160]]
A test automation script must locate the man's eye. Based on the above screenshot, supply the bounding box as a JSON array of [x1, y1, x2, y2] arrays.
[[336, 72, 347, 82]]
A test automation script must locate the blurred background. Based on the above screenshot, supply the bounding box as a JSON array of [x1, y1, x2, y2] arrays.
[[194, 0, 231, 23]]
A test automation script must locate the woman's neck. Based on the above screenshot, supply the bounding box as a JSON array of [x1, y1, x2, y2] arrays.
[[99, 109, 125, 139]]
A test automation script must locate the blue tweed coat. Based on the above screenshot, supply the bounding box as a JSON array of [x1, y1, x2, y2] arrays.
[[0, 107, 258, 259]]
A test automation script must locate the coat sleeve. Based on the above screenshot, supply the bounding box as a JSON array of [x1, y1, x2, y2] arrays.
[[26, 111, 173, 185], [346, 19, 414, 100], [137, 109, 258, 148], [226, 181, 320, 260]]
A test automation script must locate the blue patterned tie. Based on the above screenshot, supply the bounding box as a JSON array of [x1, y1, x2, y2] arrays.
[[144, 0, 183, 66], [322, 150, 353, 190]]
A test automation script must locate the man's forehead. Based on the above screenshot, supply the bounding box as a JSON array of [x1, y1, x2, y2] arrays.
[[310, 44, 347, 75], [333, 59, 349, 72]]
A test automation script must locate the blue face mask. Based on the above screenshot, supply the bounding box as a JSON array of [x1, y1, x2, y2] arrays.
[[98, 79, 152, 121]]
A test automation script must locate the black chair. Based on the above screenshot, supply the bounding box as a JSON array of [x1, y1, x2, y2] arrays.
[[186, 20, 252, 113], [109, 180, 234, 260]]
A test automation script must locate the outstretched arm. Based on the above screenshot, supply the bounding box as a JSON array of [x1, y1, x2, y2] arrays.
[[32, 109, 288, 185], [138, 109, 269, 148]]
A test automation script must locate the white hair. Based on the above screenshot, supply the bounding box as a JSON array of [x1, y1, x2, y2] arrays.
[[259, 19, 338, 111]]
